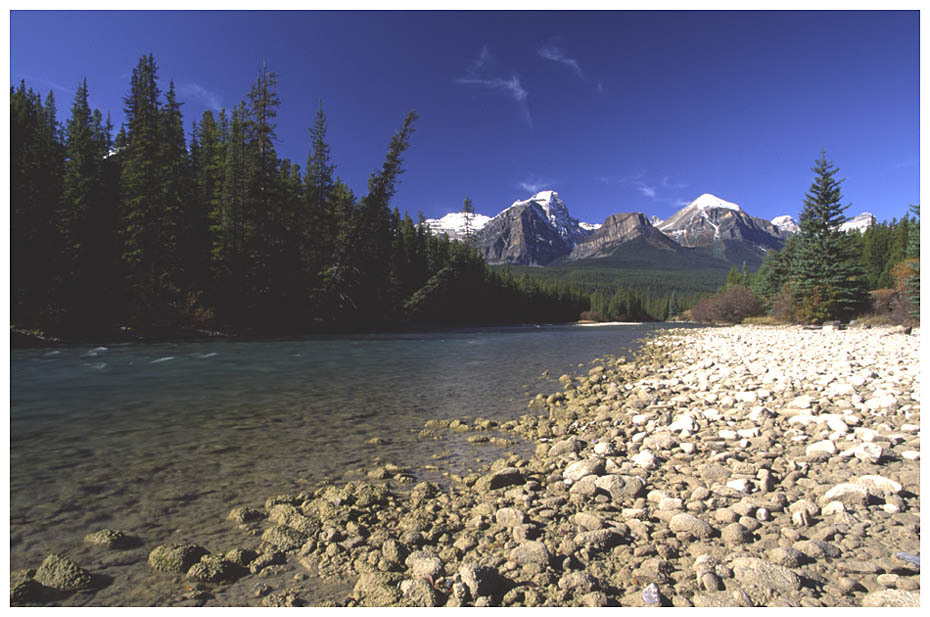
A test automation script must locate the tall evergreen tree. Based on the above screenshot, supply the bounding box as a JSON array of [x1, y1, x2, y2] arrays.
[[120, 53, 181, 324], [303, 100, 337, 291], [461, 196, 476, 244], [789, 151, 868, 322], [58, 78, 120, 328], [214, 101, 252, 319], [10, 84, 64, 325], [190, 109, 227, 296], [161, 81, 193, 291]]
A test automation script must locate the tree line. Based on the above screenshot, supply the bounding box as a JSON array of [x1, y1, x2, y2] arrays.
[[10, 55, 588, 338], [696, 152, 919, 325]]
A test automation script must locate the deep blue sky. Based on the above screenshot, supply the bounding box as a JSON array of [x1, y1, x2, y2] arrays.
[[10, 10, 920, 225]]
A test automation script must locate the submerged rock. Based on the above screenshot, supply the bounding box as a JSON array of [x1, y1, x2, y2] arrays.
[[34, 554, 94, 592], [148, 544, 210, 574]]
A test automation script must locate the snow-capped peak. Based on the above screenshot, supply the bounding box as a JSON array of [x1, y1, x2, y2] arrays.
[[839, 212, 875, 233], [771, 215, 800, 234], [690, 193, 741, 212], [424, 211, 491, 239]]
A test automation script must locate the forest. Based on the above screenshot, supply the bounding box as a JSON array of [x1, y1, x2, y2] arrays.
[[691, 154, 919, 326], [10, 55, 591, 339], [11, 55, 917, 338]]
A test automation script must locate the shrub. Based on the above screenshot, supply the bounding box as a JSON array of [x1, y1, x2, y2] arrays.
[[864, 287, 917, 326], [691, 285, 764, 324], [579, 310, 605, 322], [771, 284, 799, 323]]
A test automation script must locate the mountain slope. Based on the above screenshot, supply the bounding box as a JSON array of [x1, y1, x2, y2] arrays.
[[474, 191, 593, 265], [568, 212, 681, 260], [657, 193, 784, 267]]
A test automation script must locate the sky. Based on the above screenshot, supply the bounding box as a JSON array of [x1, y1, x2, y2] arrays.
[[8, 8, 922, 226]]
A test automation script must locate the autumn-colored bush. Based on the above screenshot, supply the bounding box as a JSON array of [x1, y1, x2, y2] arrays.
[[579, 310, 605, 322], [691, 285, 764, 324], [864, 287, 917, 326]]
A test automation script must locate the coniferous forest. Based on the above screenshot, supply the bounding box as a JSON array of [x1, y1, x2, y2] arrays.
[[11, 55, 590, 339]]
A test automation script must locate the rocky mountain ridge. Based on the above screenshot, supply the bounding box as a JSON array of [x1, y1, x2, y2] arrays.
[[427, 191, 875, 267]]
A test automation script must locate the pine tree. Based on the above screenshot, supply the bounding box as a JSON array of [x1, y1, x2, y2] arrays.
[[789, 151, 868, 322], [10, 84, 64, 325], [58, 78, 119, 329], [190, 109, 227, 296], [461, 196, 475, 244], [303, 100, 337, 292], [120, 53, 181, 323]]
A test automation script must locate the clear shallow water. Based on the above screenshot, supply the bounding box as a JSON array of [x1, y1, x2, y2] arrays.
[[9, 322, 685, 604]]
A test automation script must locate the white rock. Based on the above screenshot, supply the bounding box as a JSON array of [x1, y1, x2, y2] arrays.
[[828, 383, 855, 397], [854, 427, 878, 442], [789, 395, 813, 409], [632, 413, 651, 425], [826, 416, 849, 433], [852, 442, 883, 462], [719, 430, 738, 440], [737, 428, 759, 439], [668, 414, 696, 433], [806, 440, 836, 457], [865, 394, 898, 411], [726, 478, 751, 493], [632, 449, 657, 469], [821, 501, 846, 515], [593, 442, 615, 456], [855, 475, 902, 494], [679, 443, 695, 454], [901, 450, 920, 461], [821, 483, 870, 506]]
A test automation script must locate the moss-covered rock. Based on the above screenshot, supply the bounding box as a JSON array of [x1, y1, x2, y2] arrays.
[[148, 544, 210, 574], [83, 528, 138, 549], [186, 554, 244, 583], [33, 554, 94, 591]]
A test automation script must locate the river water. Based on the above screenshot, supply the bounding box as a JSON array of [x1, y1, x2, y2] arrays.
[[9, 322, 686, 605]]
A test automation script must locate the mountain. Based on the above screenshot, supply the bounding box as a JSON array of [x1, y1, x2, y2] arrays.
[[568, 212, 680, 260], [771, 215, 800, 237], [425, 211, 491, 240], [473, 191, 594, 265], [657, 193, 785, 266], [839, 212, 875, 233]]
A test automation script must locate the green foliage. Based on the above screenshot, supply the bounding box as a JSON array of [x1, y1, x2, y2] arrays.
[[10, 82, 64, 325], [905, 204, 919, 318], [789, 151, 868, 321]]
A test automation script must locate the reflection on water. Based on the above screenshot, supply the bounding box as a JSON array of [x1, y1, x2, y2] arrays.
[[10, 322, 685, 604]]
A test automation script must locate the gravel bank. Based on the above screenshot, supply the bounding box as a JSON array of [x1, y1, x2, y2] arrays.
[[11, 324, 921, 607]]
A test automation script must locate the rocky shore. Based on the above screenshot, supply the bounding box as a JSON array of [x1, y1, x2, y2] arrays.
[[11, 325, 921, 607]]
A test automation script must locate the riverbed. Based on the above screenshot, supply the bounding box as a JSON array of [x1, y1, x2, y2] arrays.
[[10, 322, 689, 605]]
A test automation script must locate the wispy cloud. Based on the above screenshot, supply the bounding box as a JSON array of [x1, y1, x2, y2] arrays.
[[178, 82, 223, 112], [518, 175, 553, 194], [455, 47, 532, 127], [21, 74, 76, 97], [538, 40, 583, 79], [638, 184, 657, 199], [601, 171, 688, 204]]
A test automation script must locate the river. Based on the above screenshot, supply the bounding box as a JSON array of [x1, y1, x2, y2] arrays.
[[9, 322, 689, 605]]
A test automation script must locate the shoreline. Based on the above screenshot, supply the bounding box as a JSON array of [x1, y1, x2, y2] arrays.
[[11, 324, 921, 606]]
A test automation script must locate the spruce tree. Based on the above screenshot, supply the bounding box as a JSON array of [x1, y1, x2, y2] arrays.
[[462, 196, 475, 244], [10, 84, 64, 325], [789, 151, 868, 322], [59, 78, 116, 328], [303, 101, 337, 292], [120, 53, 180, 323]]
